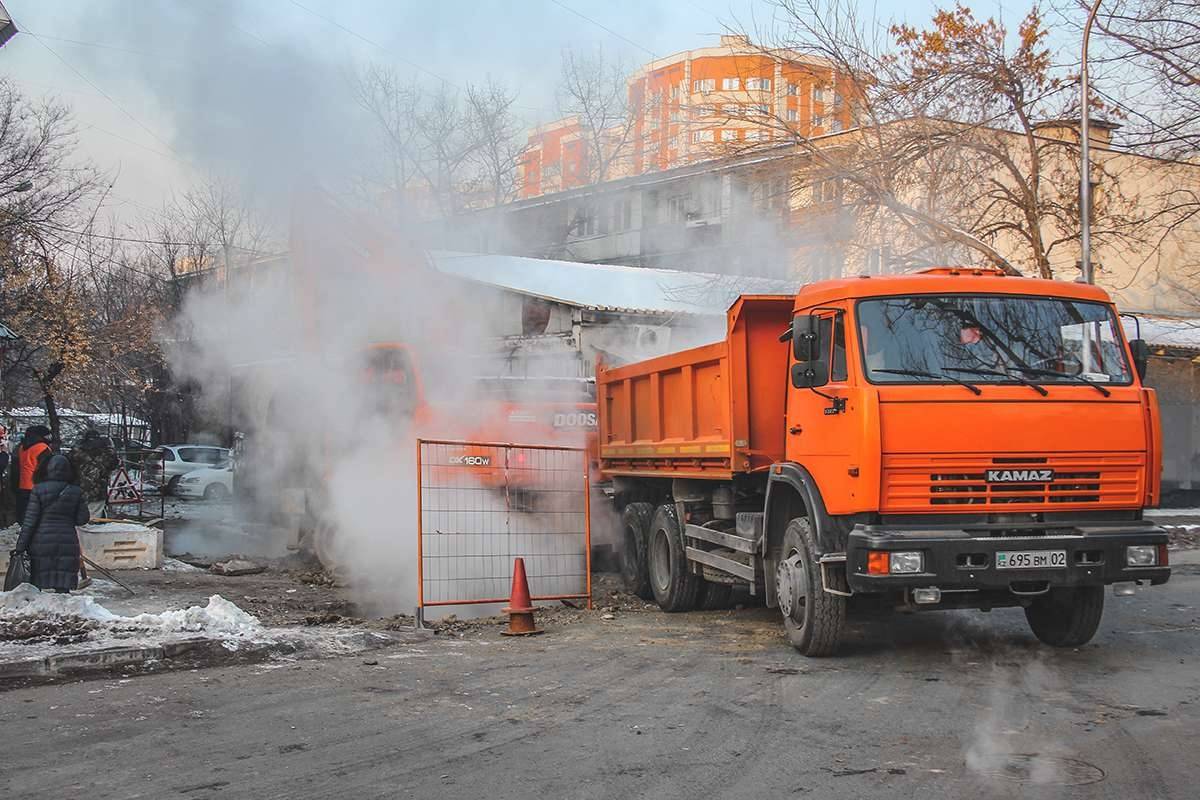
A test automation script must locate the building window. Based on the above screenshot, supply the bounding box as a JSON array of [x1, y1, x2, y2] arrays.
[[812, 85, 827, 105], [611, 197, 634, 232], [722, 103, 740, 117], [753, 103, 770, 117], [786, 108, 798, 122], [812, 113, 825, 128], [692, 129, 715, 144], [744, 129, 764, 141], [669, 85, 680, 102], [831, 117, 843, 132], [693, 78, 715, 93], [720, 129, 738, 142], [669, 109, 680, 122], [721, 77, 740, 91], [815, 177, 842, 204], [786, 81, 798, 96], [746, 77, 771, 91], [665, 193, 692, 224]]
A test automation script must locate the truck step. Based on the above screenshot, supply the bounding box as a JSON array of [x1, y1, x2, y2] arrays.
[[685, 546, 757, 583], [684, 523, 756, 553]]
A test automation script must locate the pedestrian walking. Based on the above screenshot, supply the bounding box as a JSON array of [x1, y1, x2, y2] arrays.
[[68, 429, 118, 520], [9, 425, 52, 523], [12, 454, 89, 593]]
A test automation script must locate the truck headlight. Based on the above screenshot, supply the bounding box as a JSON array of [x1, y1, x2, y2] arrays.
[[1126, 545, 1158, 567], [890, 551, 924, 574]]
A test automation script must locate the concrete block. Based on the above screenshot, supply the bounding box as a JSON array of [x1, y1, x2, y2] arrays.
[[80, 523, 163, 570]]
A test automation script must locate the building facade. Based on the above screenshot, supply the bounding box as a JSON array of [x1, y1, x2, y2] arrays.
[[518, 35, 852, 200]]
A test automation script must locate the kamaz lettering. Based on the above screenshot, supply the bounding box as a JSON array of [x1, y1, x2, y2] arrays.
[[986, 469, 1055, 483]]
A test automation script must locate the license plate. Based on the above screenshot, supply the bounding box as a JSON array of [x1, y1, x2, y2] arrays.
[[996, 550, 1067, 569]]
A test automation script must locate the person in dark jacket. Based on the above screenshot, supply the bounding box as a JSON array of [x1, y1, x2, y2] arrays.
[[10, 424, 52, 523], [68, 429, 118, 520], [13, 454, 89, 593]]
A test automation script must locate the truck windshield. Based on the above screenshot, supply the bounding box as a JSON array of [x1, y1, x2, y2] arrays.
[[857, 295, 1132, 386]]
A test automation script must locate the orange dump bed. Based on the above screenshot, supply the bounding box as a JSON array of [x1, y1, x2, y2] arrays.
[[598, 296, 795, 480]]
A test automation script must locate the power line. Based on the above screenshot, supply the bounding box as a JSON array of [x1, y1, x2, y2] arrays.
[[545, 0, 658, 59], [26, 33, 198, 175], [33, 221, 256, 250]]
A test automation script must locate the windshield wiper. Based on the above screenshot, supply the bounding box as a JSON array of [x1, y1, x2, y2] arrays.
[[872, 368, 982, 395], [1013, 366, 1111, 397], [944, 366, 1048, 396]]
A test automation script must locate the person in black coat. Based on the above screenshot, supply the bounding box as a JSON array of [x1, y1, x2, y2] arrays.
[[13, 454, 89, 593]]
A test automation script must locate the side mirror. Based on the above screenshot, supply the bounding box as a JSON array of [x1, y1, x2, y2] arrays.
[[792, 313, 821, 362], [792, 360, 829, 389], [1129, 338, 1150, 381]]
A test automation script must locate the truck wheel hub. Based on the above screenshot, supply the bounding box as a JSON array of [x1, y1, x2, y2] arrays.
[[777, 552, 807, 618]]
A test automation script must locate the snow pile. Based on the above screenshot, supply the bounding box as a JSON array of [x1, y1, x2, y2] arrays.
[[0, 584, 262, 639], [125, 595, 261, 637]]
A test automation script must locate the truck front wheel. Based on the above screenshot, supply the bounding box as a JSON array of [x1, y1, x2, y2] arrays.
[[619, 502, 655, 600], [648, 503, 701, 612], [1024, 586, 1105, 647], [776, 517, 845, 657]]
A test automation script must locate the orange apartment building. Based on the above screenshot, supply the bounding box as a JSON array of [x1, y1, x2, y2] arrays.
[[518, 35, 852, 199]]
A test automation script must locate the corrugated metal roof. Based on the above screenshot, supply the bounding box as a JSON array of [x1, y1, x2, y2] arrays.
[[1125, 315, 1200, 353], [429, 251, 800, 316]]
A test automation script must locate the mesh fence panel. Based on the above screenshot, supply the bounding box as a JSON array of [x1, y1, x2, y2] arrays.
[[417, 439, 591, 608]]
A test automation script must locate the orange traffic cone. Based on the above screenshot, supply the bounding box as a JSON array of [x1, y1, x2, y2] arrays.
[[501, 557, 543, 636]]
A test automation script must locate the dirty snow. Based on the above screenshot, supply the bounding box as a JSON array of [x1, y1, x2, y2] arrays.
[[0, 584, 262, 638]]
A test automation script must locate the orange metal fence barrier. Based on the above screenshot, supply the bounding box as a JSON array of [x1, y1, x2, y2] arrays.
[[416, 439, 592, 615]]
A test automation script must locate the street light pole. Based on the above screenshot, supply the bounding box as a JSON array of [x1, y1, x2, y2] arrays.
[[1080, 0, 1103, 284]]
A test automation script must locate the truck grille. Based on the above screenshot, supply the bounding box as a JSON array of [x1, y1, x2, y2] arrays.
[[881, 453, 1144, 512]]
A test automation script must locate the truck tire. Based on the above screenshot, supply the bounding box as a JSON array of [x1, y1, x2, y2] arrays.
[[1024, 586, 1105, 647], [697, 581, 733, 610], [619, 502, 655, 600], [648, 503, 701, 612], [775, 517, 845, 657]]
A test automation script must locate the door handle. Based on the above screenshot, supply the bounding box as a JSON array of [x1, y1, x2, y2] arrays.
[[789, 425, 802, 435]]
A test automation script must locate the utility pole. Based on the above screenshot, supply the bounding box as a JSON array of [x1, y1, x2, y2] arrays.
[[1079, 0, 1103, 285]]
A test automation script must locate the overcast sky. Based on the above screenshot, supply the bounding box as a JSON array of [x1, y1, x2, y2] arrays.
[[2, 0, 1056, 227]]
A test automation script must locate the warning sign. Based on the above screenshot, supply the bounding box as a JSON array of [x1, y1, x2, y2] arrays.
[[107, 467, 144, 505]]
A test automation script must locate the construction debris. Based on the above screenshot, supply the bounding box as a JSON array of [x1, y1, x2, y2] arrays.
[[211, 558, 267, 576]]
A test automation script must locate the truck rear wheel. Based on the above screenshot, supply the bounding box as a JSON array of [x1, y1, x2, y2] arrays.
[[1024, 586, 1105, 647], [776, 517, 845, 657], [619, 502, 655, 600], [648, 503, 701, 612]]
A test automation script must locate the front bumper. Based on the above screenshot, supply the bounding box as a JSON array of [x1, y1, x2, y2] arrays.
[[174, 483, 204, 498], [846, 521, 1170, 594]]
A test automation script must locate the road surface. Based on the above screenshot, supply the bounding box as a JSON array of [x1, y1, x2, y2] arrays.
[[2, 563, 1198, 799]]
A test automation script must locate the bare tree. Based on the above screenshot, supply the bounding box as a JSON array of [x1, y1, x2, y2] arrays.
[[465, 78, 525, 207], [1080, 0, 1200, 158], [354, 66, 524, 216], [557, 46, 640, 184], [740, 1, 1154, 280]]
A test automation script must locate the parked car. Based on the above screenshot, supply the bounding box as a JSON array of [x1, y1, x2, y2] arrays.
[[146, 444, 230, 495], [174, 461, 233, 501]]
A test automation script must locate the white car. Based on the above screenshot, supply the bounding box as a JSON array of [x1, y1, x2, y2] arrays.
[[147, 444, 230, 495], [173, 462, 234, 501]]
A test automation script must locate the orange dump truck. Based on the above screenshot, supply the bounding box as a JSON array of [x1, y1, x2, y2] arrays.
[[598, 268, 1170, 656]]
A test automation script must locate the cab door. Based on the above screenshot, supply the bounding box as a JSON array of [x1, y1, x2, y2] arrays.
[[786, 304, 876, 514]]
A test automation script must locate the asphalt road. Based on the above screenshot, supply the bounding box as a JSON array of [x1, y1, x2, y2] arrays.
[[3, 564, 1199, 799]]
